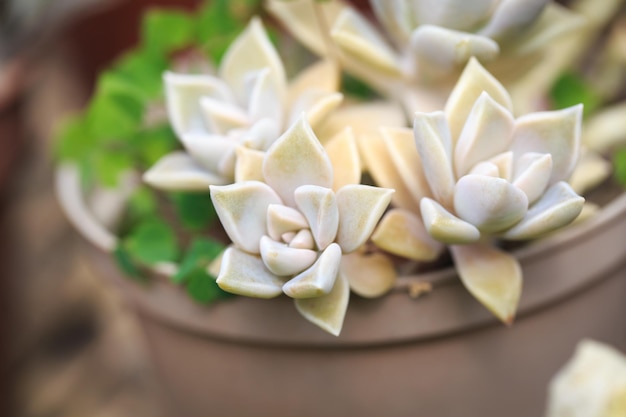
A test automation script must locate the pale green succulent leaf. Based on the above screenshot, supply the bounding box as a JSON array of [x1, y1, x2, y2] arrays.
[[216, 246, 285, 298], [450, 243, 522, 324], [294, 268, 350, 336]]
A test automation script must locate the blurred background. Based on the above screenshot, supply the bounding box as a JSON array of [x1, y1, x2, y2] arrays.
[[1, 1, 202, 416], [1, 0, 625, 416]]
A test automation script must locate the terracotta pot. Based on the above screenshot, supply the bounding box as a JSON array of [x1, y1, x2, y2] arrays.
[[56, 166, 626, 417]]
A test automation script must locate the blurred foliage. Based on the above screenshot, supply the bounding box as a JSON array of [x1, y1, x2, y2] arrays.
[[55, 0, 266, 301], [550, 72, 601, 117], [614, 149, 626, 188]]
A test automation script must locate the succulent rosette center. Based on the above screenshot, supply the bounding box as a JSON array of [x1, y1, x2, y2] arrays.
[[209, 116, 393, 335]]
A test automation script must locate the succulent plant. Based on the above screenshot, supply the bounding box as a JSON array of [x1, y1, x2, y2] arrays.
[[267, 0, 583, 112], [546, 340, 626, 417], [368, 58, 585, 323], [143, 17, 343, 191], [209, 115, 394, 335]]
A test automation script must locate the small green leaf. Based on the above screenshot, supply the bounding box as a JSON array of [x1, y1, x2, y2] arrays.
[[614, 149, 626, 187], [142, 9, 197, 55], [170, 192, 218, 231], [94, 150, 135, 187], [86, 91, 144, 140], [113, 244, 145, 281], [114, 50, 168, 99], [551, 72, 601, 117], [55, 115, 95, 161], [186, 268, 232, 304], [196, 0, 252, 63], [134, 125, 180, 167], [173, 238, 224, 284], [123, 217, 180, 265], [128, 187, 158, 218]]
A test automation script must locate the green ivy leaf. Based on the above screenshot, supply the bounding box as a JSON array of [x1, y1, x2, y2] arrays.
[[170, 192, 218, 231], [94, 150, 135, 187], [113, 244, 145, 281], [173, 238, 224, 284], [86, 91, 144, 141], [134, 124, 180, 167], [142, 9, 197, 55], [55, 115, 95, 161], [197, 0, 250, 63], [551, 72, 601, 117], [614, 149, 626, 188], [114, 50, 168, 100], [185, 268, 232, 304], [123, 217, 180, 265]]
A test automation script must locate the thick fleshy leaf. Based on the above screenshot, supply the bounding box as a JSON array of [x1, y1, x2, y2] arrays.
[[331, 8, 403, 76], [510, 105, 582, 185], [316, 101, 406, 144], [143, 151, 227, 191], [503, 181, 584, 240], [266, 0, 346, 56], [470, 161, 500, 177], [294, 185, 339, 251], [287, 60, 340, 103], [216, 246, 284, 298], [283, 243, 342, 298], [180, 132, 237, 177], [234, 146, 265, 182], [294, 270, 350, 336], [263, 116, 333, 207], [335, 184, 393, 253], [288, 91, 343, 129], [239, 118, 281, 151], [444, 57, 513, 141], [420, 198, 481, 244], [381, 127, 432, 204], [260, 236, 317, 276], [219, 17, 286, 103], [210, 181, 282, 254], [247, 68, 285, 125], [488, 151, 514, 182], [324, 127, 361, 191], [266, 204, 309, 241], [505, 4, 584, 55], [512, 152, 552, 204], [411, 25, 499, 73], [413, 111, 456, 209], [164, 72, 233, 136], [358, 130, 421, 212], [199, 97, 249, 135], [370, 0, 413, 45], [451, 244, 522, 324], [546, 340, 626, 417], [454, 92, 515, 177], [372, 208, 445, 260], [568, 151, 611, 195], [289, 229, 315, 249], [582, 103, 626, 153], [341, 251, 396, 298], [479, 0, 549, 40], [454, 175, 528, 233], [410, 0, 497, 31]]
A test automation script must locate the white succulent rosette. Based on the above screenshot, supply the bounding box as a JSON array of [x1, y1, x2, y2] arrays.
[[267, 0, 583, 112], [143, 17, 344, 191], [369, 58, 585, 323], [209, 116, 394, 336], [546, 340, 626, 417]]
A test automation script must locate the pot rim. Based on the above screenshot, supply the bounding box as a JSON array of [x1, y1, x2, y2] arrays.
[[56, 164, 626, 347]]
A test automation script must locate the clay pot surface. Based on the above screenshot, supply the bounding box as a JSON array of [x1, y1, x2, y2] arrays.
[[60, 168, 626, 417]]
